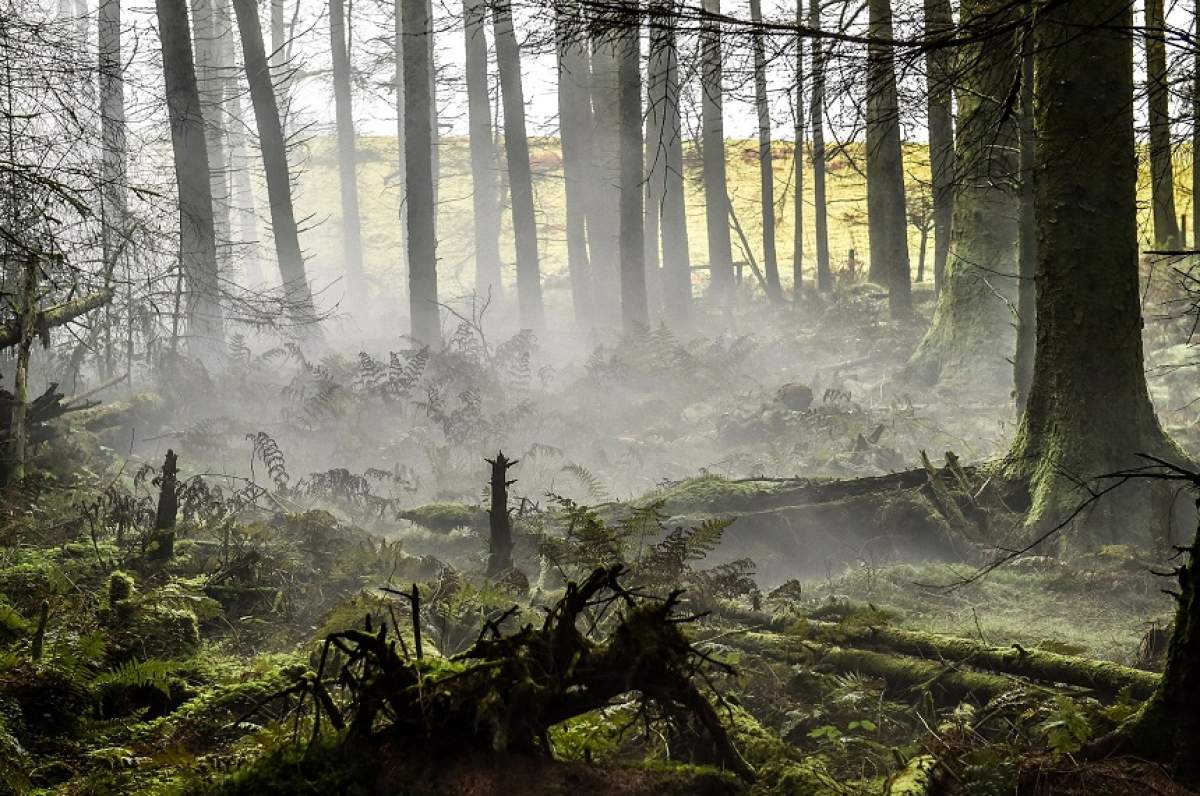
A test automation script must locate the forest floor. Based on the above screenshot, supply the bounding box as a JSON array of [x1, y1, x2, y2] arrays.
[[2, 273, 1199, 794]]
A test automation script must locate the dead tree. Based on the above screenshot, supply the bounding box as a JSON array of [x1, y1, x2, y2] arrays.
[[486, 451, 517, 575], [150, 449, 179, 561]]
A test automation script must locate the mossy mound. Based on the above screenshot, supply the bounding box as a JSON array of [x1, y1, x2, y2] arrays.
[[398, 502, 488, 533], [641, 476, 783, 516]]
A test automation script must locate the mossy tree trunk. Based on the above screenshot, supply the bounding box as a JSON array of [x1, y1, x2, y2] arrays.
[[864, 0, 910, 317], [1001, 0, 1181, 542], [1014, 20, 1036, 413], [906, 0, 1020, 392]]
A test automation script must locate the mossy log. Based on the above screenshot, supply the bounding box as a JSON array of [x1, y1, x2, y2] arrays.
[[885, 754, 939, 795], [65, 392, 165, 431]]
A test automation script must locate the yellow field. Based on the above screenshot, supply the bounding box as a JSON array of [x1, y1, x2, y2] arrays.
[[289, 135, 1194, 304]]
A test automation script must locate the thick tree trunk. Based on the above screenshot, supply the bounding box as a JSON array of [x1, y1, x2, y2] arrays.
[[556, 0, 593, 325], [750, 0, 781, 302], [589, 35, 622, 321], [1002, 0, 1182, 541], [190, 0, 231, 285], [865, 0, 910, 316], [809, 0, 831, 292], [924, 0, 954, 298], [1146, 0, 1181, 248], [232, 0, 319, 330], [493, 0, 544, 331], [403, 0, 440, 344], [906, 0, 1020, 392], [1014, 23, 1036, 414], [270, 0, 287, 135], [701, 0, 734, 305], [792, 3, 804, 301], [330, 0, 367, 310], [467, 0, 503, 301], [157, 0, 225, 359], [618, 13, 648, 332], [652, 1, 691, 324]]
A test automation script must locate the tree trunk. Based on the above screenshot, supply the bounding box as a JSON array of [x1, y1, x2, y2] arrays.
[[556, 0, 593, 325], [701, 0, 734, 305], [150, 449, 179, 561], [750, 0, 781, 302], [486, 451, 516, 575], [330, 0, 367, 310], [228, 93, 263, 286], [403, 0, 440, 344], [1146, 0, 1181, 248], [865, 0, 910, 317], [791, 2, 804, 302], [618, 12, 648, 332], [924, 0, 954, 298], [643, 71, 662, 321], [98, 0, 127, 287], [190, 0, 231, 287], [1014, 21, 1036, 414], [232, 0, 319, 330], [493, 0, 544, 331], [157, 0, 225, 359], [589, 34, 622, 321], [906, 0, 1020, 392], [1001, 0, 1182, 542], [652, 0, 691, 324], [1194, 0, 1200, 248], [467, 0, 503, 301], [809, 0, 831, 292], [394, 0, 409, 280], [270, 0, 287, 135], [4, 255, 37, 485]]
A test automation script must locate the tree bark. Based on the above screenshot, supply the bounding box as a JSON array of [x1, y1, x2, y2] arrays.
[[750, 0, 782, 302], [556, 0, 593, 325], [589, 34, 622, 321], [4, 255, 38, 485], [652, 0, 691, 323], [701, 0, 734, 305], [157, 0, 225, 358], [98, 0, 127, 286], [467, 0, 503, 301], [1146, 0, 1181, 248], [1194, 0, 1200, 248], [1014, 20, 1036, 414], [1002, 0, 1183, 541], [865, 0, 910, 316], [792, 2, 804, 301], [923, 0, 954, 298], [618, 11, 648, 332], [493, 0, 545, 331], [232, 0, 319, 330], [809, 0, 831, 292], [403, 0, 440, 344], [906, 0, 1020, 392], [190, 0, 231, 286], [485, 451, 516, 576], [330, 0, 367, 310]]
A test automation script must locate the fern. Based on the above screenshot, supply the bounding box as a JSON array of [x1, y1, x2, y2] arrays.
[[247, 431, 290, 491], [93, 658, 178, 698]]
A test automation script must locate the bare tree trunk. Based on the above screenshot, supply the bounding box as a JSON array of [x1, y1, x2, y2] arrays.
[[191, 0, 231, 289], [466, 0, 502, 301], [619, 11, 648, 332], [1195, 0, 1200, 248], [330, 0, 367, 310], [556, 0, 593, 325], [1146, 0, 1181, 247], [701, 0, 733, 305], [924, 0, 954, 298], [750, 0, 782, 302], [493, 0, 544, 331], [792, 0, 804, 300], [232, 0, 319, 330], [865, 0, 910, 317], [403, 0, 440, 344], [1015, 20, 1036, 414], [5, 255, 37, 484], [809, 0, 831, 292], [394, 0, 408, 279], [589, 35, 622, 320], [653, 0, 691, 324], [214, 0, 260, 287], [157, 0, 225, 359], [98, 0, 127, 297], [486, 451, 516, 576], [270, 0, 286, 135]]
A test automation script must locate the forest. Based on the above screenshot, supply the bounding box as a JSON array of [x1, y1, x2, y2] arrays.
[[1, 0, 1199, 792]]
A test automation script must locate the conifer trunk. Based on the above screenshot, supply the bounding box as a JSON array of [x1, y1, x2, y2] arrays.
[[1014, 22, 1036, 414], [1146, 0, 1181, 248], [403, 0, 440, 343], [653, 1, 691, 324], [809, 0, 831, 292], [618, 13, 648, 332], [701, 0, 734, 304], [750, 0, 781, 302], [556, 0, 593, 324], [330, 0, 367, 309], [923, 0, 954, 297], [466, 0, 501, 300], [792, 2, 804, 301]]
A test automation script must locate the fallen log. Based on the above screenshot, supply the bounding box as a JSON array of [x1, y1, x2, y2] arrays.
[[65, 392, 165, 432]]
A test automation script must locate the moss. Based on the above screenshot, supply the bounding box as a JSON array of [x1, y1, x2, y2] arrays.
[[209, 734, 373, 796], [723, 704, 844, 795], [885, 754, 938, 795], [643, 475, 782, 515], [108, 570, 135, 607], [110, 604, 200, 661], [398, 503, 487, 533]]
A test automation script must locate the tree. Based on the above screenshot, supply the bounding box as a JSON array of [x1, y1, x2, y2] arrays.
[[556, 0, 593, 324], [791, 2, 804, 301], [809, 0, 831, 292], [1146, 0, 1181, 248], [701, 0, 734, 304], [1001, 0, 1182, 539], [98, 0, 127, 332], [750, 0, 782, 302], [906, 0, 1020, 392], [330, 0, 367, 311], [157, 0, 225, 358], [650, 0, 691, 323], [467, 0, 502, 301], [864, 0, 910, 317], [1194, 0, 1200, 248], [403, 0, 439, 343], [589, 33, 622, 319], [618, 10, 648, 332], [190, 0, 232, 285], [924, 0, 954, 297], [492, 0, 545, 331], [232, 0, 320, 330], [1014, 20, 1036, 413]]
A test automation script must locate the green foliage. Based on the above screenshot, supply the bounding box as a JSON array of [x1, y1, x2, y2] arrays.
[[1033, 696, 1093, 758], [93, 658, 180, 699], [210, 733, 372, 796]]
